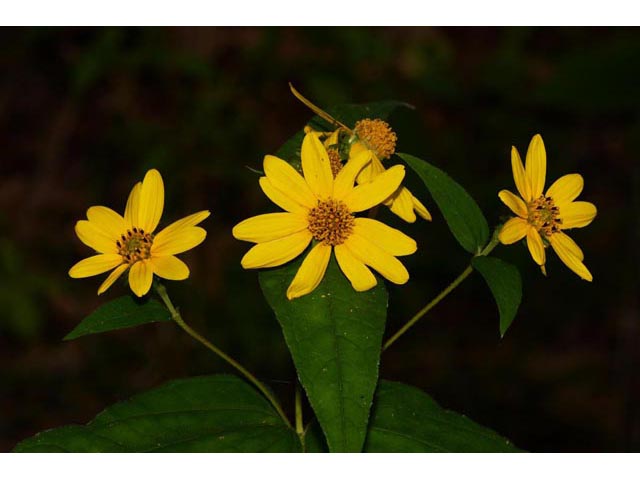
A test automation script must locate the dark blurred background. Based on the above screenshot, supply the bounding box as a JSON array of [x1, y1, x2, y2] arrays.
[[1, 27, 638, 452]]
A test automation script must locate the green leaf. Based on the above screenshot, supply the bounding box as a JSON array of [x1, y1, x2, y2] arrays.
[[472, 256, 523, 337], [64, 295, 170, 340], [14, 375, 300, 452], [364, 381, 521, 452], [259, 256, 388, 452], [302, 422, 329, 453], [275, 100, 411, 166], [399, 153, 490, 254]]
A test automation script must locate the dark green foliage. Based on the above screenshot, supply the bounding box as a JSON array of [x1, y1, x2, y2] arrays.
[[260, 256, 388, 452], [14, 375, 300, 452], [64, 296, 170, 340], [400, 153, 490, 254], [364, 381, 521, 452], [472, 256, 523, 337]]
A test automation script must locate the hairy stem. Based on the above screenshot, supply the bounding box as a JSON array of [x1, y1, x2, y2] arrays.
[[295, 385, 305, 450], [382, 229, 501, 352], [154, 282, 292, 429]]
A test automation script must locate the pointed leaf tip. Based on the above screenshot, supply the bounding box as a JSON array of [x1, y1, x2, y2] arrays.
[[472, 256, 523, 337]]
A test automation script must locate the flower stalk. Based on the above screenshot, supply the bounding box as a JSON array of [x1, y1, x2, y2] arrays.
[[295, 385, 304, 447], [154, 282, 292, 429], [382, 230, 501, 352]]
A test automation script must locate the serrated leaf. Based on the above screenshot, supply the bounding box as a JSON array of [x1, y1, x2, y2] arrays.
[[364, 380, 521, 452], [14, 375, 300, 452], [275, 100, 411, 166], [259, 256, 388, 452], [399, 153, 490, 254], [64, 295, 171, 340], [472, 256, 523, 337]]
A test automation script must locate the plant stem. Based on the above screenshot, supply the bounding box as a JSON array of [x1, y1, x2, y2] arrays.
[[382, 230, 501, 352], [295, 385, 305, 450], [154, 282, 292, 429]]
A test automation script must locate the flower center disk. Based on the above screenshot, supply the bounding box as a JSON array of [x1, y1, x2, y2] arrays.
[[354, 118, 397, 160], [527, 195, 562, 237], [117, 227, 154, 264], [307, 199, 355, 246]]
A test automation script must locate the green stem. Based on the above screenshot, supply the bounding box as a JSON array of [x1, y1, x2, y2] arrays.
[[295, 385, 305, 450], [154, 282, 292, 429], [382, 229, 501, 352]]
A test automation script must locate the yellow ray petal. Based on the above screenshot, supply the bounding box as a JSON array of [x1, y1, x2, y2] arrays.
[[498, 189, 528, 218], [385, 186, 416, 223], [151, 226, 207, 256], [411, 193, 432, 221], [137, 169, 164, 233], [551, 231, 584, 261], [128, 260, 153, 297], [343, 165, 405, 213], [98, 263, 129, 295], [259, 177, 307, 214], [263, 155, 316, 209], [333, 150, 372, 200], [545, 174, 584, 207], [232, 212, 308, 243], [511, 146, 531, 202], [153, 210, 210, 242], [525, 134, 546, 199], [75, 220, 118, 253], [69, 254, 123, 278], [498, 217, 529, 245], [526, 227, 546, 266], [355, 151, 385, 184], [240, 230, 312, 269], [345, 233, 409, 285], [334, 243, 377, 292], [560, 201, 597, 229], [323, 128, 341, 148], [87, 206, 126, 239], [150, 255, 190, 280], [124, 181, 142, 228], [354, 218, 417, 256], [549, 234, 592, 281], [286, 243, 332, 300], [301, 132, 334, 198]]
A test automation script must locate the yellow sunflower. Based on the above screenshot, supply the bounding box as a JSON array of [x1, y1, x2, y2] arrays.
[[349, 118, 432, 223], [233, 132, 417, 300], [69, 169, 210, 297], [498, 134, 596, 281], [289, 84, 430, 224], [306, 121, 432, 224]]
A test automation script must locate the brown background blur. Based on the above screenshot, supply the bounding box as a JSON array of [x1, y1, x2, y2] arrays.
[[1, 27, 639, 452]]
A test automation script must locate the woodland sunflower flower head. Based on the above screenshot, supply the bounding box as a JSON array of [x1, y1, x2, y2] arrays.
[[69, 169, 210, 297], [353, 118, 397, 160], [233, 132, 418, 300], [349, 129, 431, 224], [497, 134, 597, 281], [308, 124, 432, 224], [289, 83, 431, 224]]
